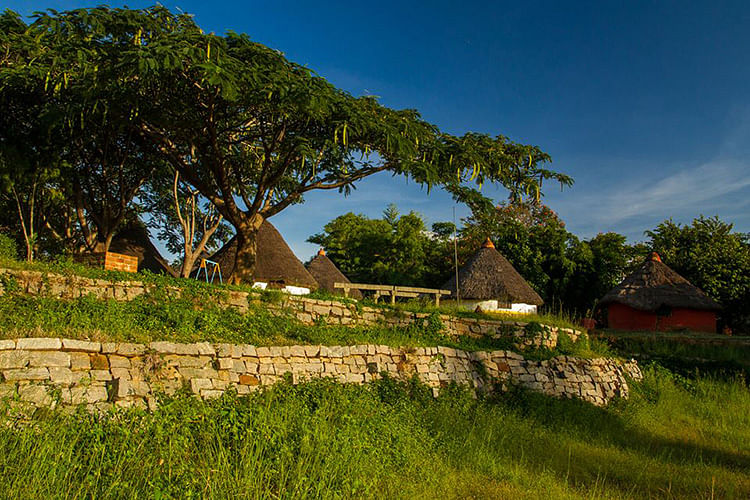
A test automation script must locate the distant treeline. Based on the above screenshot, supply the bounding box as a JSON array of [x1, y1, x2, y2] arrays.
[[309, 203, 750, 331]]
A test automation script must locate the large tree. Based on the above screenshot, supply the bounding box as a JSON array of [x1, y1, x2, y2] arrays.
[[308, 204, 454, 287], [7, 6, 571, 282]]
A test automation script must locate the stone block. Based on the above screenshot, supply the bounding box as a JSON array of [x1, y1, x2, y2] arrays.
[[71, 386, 108, 405], [101, 342, 118, 354], [116, 343, 146, 357], [154, 342, 199, 356], [69, 352, 91, 371], [238, 374, 260, 386], [110, 367, 130, 380], [0, 383, 16, 398], [48, 367, 75, 385], [108, 355, 130, 368], [180, 367, 218, 379], [4, 367, 50, 380], [16, 338, 62, 351], [110, 378, 132, 399], [61, 339, 101, 352], [242, 345, 257, 357], [195, 342, 215, 356], [0, 340, 15, 350], [91, 370, 112, 381], [259, 363, 275, 375], [90, 354, 109, 370], [18, 384, 52, 405], [0, 351, 30, 369], [28, 351, 70, 368], [201, 389, 224, 399]]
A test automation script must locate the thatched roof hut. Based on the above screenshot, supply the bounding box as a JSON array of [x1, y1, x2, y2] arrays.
[[206, 220, 318, 290], [306, 249, 362, 299], [600, 253, 720, 312], [442, 238, 543, 306], [109, 223, 177, 277]]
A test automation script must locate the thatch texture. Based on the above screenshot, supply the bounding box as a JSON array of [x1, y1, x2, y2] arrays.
[[307, 250, 363, 299], [207, 221, 318, 289], [109, 223, 177, 277], [600, 253, 720, 312], [442, 239, 543, 305]]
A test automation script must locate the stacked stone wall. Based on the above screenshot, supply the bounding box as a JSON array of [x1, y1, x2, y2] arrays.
[[0, 338, 641, 411], [0, 269, 584, 350]]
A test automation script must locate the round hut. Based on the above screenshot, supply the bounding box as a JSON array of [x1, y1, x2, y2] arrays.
[[206, 220, 318, 294], [306, 249, 363, 299], [442, 238, 543, 313], [599, 252, 720, 333], [109, 223, 177, 277]]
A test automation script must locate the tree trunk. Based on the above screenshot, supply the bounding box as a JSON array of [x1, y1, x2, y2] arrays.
[[181, 249, 196, 279], [230, 215, 264, 285]]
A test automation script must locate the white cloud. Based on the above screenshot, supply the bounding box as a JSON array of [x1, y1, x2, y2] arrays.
[[553, 159, 750, 239]]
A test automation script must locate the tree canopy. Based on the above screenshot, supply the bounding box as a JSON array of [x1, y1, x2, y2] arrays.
[[0, 6, 571, 281]]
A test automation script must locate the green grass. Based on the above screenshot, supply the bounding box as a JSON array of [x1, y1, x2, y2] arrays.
[[1, 254, 579, 328], [0, 291, 604, 358], [599, 329, 750, 380], [0, 367, 747, 499]]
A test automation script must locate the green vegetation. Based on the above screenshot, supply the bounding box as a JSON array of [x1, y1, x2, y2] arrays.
[[600, 330, 750, 380], [0, 368, 747, 499], [1, 6, 568, 283], [0, 289, 602, 359]]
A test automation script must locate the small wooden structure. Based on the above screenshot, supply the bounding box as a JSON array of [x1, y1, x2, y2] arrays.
[[334, 282, 450, 306], [75, 251, 138, 273]]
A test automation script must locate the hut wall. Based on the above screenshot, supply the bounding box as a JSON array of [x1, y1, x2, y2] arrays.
[[607, 303, 716, 333], [252, 281, 311, 296], [458, 300, 537, 314]]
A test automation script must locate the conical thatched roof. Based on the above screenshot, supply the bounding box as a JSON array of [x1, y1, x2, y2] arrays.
[[442, 238, 543, 305], [207, 220, 318, 289], [306, 249, 363, 299], [600, 253, 720, 312], [109, 223, 177, 277]]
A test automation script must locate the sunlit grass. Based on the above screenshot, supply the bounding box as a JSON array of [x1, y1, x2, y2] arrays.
[[0, 367, 747, 499]]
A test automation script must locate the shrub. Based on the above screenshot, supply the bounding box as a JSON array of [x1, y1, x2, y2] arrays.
[[0, 233, 17, 261]]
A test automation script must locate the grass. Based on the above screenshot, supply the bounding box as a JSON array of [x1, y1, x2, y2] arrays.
[[0, 367, 747, 499], [0, 291, 605, 359], [598, 329, 750, 380], [1, 254, 580, 328]]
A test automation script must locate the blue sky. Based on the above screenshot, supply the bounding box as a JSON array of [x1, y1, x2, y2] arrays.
[[7, 1, 750, 260]]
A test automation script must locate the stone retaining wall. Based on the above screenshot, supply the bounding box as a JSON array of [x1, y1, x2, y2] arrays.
[[0, 269, 584, 350], [0, 338, 641, 411]]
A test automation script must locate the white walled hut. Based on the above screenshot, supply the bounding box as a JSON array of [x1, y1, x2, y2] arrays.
[[442, 238, 543, 313]]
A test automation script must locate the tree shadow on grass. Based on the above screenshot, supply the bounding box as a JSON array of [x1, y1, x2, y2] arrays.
[[495, 388, 750, 471]]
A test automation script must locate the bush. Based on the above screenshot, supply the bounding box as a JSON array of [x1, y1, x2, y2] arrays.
[[0, 233, 17, 261]]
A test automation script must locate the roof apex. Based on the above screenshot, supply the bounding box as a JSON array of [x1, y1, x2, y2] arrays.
[[482, 237, 495, 249]]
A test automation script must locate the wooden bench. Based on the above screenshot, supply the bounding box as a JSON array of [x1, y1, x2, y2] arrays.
[[334, 282, 451, 306]]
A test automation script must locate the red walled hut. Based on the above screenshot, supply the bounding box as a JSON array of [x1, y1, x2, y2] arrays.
[[599, 253, 720, 333]]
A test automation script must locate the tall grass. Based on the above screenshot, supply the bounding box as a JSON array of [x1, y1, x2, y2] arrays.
[[601, 331, 750, 381], [0, 367, 747, 499]]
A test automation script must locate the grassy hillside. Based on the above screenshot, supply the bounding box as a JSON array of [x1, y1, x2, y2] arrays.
[[0, 367, 748, 499], [0, 285, 606, 360]]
